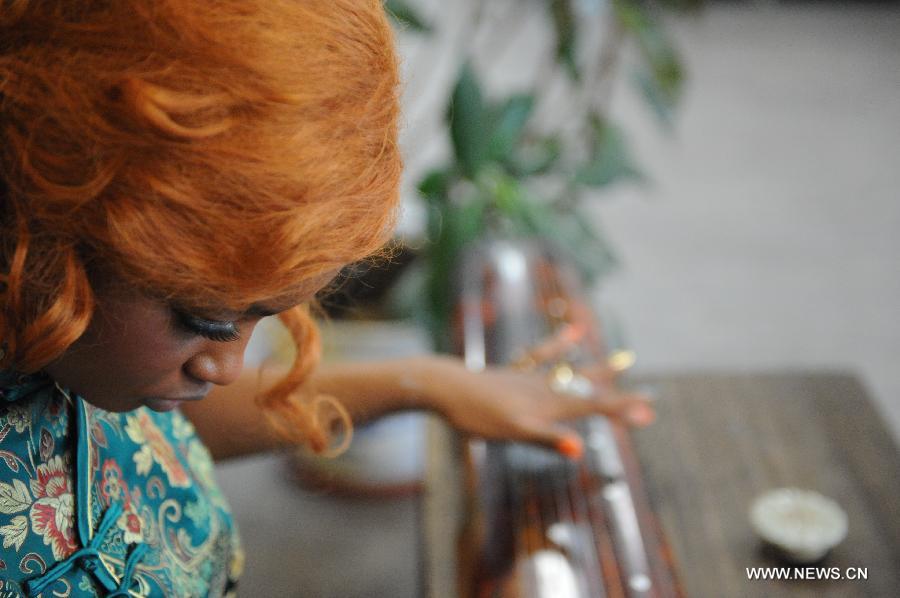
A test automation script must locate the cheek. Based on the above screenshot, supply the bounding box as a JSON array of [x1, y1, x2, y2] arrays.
[[64, 308, 197, 395], [99, 330, 190, 380]]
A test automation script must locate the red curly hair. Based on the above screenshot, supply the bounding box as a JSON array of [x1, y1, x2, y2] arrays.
[[0, 0, 401, 453]]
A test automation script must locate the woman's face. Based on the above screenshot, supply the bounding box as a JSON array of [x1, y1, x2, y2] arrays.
[[43, 274, 331, 413]]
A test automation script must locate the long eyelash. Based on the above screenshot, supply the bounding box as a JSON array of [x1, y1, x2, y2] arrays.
[[175, 311, 241, 342]]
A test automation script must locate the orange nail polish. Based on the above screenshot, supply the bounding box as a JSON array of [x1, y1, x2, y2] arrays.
[[557, 436, 584, 461]]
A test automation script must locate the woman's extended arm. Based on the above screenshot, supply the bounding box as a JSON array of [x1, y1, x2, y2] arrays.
[[180, 355, 653, 461]]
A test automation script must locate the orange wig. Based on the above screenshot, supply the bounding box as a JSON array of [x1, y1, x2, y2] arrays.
[[0, 1, 401, 452]]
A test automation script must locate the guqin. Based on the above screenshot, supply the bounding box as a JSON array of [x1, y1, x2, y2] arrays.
[[423, 239, 682, 598]]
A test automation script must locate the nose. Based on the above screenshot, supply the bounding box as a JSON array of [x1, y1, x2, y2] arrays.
[[183, 336, 249, 387]]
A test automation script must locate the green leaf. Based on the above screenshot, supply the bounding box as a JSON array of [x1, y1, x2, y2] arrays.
[[417, 168, 453, 204], [633, 71, 675, 129], [485, 169, 525, 218], [506, 136, 562, 176], [493, 190, 615, 282], [385, 0, 432, 33], [614, 0, 684, 124], [549, 0, 579, 80], [575, 121, 644, 187], [486, 95, 535, 163], [521, 200, 617, 282], [455, 194, 489, 243], [448, 64, 490, 177]]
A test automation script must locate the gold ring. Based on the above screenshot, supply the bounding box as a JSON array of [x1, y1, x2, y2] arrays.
[[548, 364, 594, 398]]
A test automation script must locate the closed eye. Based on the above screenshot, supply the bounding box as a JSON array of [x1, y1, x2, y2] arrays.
[[174, 310, 241, 342]]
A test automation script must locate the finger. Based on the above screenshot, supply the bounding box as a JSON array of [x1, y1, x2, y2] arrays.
[[511, 322, 586, 370], [593, 392, 656, 427], [514, 418, 584, 461], [571, 364, 618, 392], [578, 358, 633, 387], [549, 386, 656, 428], [629, 398, 656, 426]]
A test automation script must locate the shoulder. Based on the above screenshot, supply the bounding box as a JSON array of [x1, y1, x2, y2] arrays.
[[0, 370, 71, 464], [0, 374, 83, 595]]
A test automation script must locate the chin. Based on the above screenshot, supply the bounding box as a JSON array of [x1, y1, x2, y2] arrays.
[[65, 388, 143, 413], [101, 398, 146, 413], [142, 397, 185, 413]]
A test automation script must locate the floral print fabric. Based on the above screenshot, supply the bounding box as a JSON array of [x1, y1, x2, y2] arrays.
[[0, 371, 243, 597]]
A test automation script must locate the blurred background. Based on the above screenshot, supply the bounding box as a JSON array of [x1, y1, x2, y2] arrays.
[[218, 1, 900, 596]]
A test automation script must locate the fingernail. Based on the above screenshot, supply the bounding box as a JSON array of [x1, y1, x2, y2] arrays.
[[557, 436, 584, 461], [628, 403, 656, 427]]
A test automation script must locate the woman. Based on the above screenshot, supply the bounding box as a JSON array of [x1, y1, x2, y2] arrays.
[[0, 1, 650, 596]]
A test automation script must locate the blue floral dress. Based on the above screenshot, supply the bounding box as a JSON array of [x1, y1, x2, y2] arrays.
[[0, 371, 243, 597]]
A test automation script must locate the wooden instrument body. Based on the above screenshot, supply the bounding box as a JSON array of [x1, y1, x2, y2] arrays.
[[443, 239, 682, 598]]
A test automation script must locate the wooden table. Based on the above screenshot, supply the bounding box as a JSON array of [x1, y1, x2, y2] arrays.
[[423, 371, 900, 598], [629, 371, 900, 598]]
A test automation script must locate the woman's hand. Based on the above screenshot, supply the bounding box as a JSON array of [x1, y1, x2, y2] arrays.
[[419, 355, 655, 460]]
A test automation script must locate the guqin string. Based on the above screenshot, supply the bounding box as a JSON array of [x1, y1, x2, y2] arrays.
[[450, 239, 681, 598]]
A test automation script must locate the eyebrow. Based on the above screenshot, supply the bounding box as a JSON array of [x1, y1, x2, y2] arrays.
[[244, 305, 280, 318]]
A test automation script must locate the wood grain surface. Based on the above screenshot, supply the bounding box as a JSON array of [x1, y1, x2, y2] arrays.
[[629, 371, 900, 598]]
